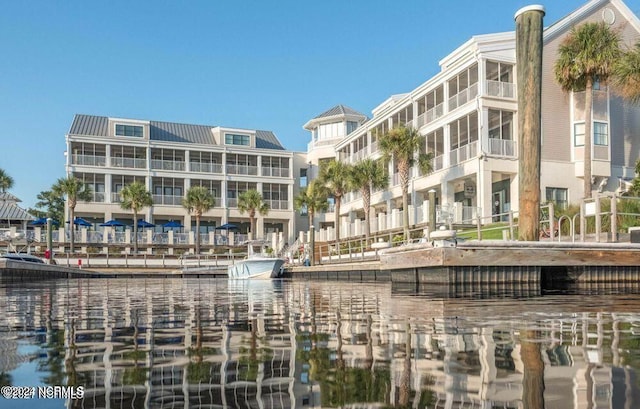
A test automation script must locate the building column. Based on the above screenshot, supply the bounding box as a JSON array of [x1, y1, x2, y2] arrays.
[[185, 150, 190, 172], [105, 174, 112, 204], [477, 160, 493, 223]]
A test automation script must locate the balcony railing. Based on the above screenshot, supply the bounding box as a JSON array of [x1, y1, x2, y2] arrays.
[[448, 82, 478, 111], [449, 140, 478, 166], [432, 154, 444, 171], [369, 141, 378, 154], [392, 173, 401, 186], [88, 192, 105, 203], [111, 157, 147, 169], [227, 198, 238, 208], [111, 193, 121, 203], [415, 103, 445, 129], [151, 159, 185, 171], [488, 138, 517, 157], [485, 80, 516, 99], [72, 154, 106, 167], [153, 194, 183, 206], [349, 150, 367, 163], [190, 162, 223, 174], [307, 137, 342, 151], [226, 164, 258, 176], [261, 167, 290, 177], [265, 199, 289, 210]]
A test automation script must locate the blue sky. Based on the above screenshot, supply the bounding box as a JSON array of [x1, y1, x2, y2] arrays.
[[2, 0, 639, 209]]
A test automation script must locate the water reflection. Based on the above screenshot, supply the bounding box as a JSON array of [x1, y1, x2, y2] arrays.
[[0, 278, 640, 408]]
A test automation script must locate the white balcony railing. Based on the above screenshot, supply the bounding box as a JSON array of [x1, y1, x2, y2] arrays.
[[416, 103, 445, 129], [488, 138, 517, 157], [449, 141, 478, 166], [190, 162, 223, 174], [226, 164, 258, 175], [485, 80, 516, 99], [72, 154, 106, 167], [265, 199, 289, 210], [111, 157, 147, 169], [153, 194, 183, 206], [432, 155, 444, 171], [151, 159, 185, 171], [448, 82, 479, 111], [261, 167, 290, 177], [88, 192, 105, 203], [227, 198, 238, 208]]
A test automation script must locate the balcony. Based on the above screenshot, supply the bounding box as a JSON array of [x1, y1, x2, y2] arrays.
[[415, 103, 445, 129], [449, 140, 478, 166], [432, 155, 444, 171], [190, 162, 223, 174], [226, 164, 258, 176], [227, 198, 238, 208], [88, 192, 105, 203], [349, 150, 367, 164], [72, 154, 106, 167], [111, 193, 121, 203], [448, 82, 479, 111], [151, 159, 185, 172], [112, 157, 147, 169], [485, 80, 516, 99], [488, 138, 517, 157], [307, 137, 342, 151], [153, 194, 183, 206], [265, 199, 289, 210], [261, 167, 290, 177]]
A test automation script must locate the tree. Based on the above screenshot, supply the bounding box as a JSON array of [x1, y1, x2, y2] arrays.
[[554, 22, 620, 198], [613, 41, 640, 104], [237, 189, 269, 240], [119, 181, 153, 254], [294, 180, 329, 266], [319, 159, 352, 244], [379, 125, 433, 242], [348, 159, 388, 243], [0, 168, 14, 193], [29, 189, 65, 222], [630, 159, 640, 196], [183, 186, 215, 255], [52, 176, 92, 253]]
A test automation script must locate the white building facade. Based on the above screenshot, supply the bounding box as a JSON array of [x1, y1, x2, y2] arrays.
[[305, 0, 640, 241]]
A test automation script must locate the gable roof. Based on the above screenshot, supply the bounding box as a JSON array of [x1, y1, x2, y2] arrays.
[[0, 199, 32, 222], [68, 114, 285, 150]]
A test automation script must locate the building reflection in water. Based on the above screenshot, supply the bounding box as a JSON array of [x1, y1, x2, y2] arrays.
[[0, 278, 639, 408]]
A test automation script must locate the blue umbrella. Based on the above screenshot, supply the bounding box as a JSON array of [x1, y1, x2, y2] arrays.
[[66, 217, 92, 227], [99, 219, 125, 227], [30, 217, 60, 226], [163, 220, 184, 228], [136, 219, 155, 228]]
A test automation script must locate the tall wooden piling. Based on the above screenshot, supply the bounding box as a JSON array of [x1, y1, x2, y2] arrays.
[[515, 5, 545, 241]]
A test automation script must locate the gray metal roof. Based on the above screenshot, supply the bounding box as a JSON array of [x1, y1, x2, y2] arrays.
[[0, 200, 33, 221], [255, 130, 285, 150], [150, 121, 214, 144], [69, 114, 285, 150], [313, 105, 367, 120], [68, 114, 109, 136], [0, 192, 20, 202]]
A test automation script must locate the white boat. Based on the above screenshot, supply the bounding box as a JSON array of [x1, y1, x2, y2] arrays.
[[227, 242, 285, 279]]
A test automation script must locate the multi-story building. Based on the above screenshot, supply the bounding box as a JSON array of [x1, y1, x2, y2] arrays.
[[66, 114, 306, 247], [306, 0, 640, 240]]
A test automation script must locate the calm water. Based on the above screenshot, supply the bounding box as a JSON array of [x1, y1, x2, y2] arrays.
[[1, 278, 640, 409]]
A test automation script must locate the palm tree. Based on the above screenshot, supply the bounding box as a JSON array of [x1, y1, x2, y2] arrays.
[[319, 159, 352, 244], [348, 159, 388, 243], [183, 186, 215, 255], [554, 22, 620, 198], [630, 159, 640, 196], [237, 189, 269, 240], [294, 180, 329, 266], [52, 176, 92, 253], [613, 41, 640, 104], [0, 168, 14, 193], [379, 125, 433, 242], [119, 181, 153, 254]]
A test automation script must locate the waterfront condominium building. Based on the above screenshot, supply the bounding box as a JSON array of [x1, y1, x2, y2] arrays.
[[305, 0, 640, 240], [66, 114, 307, 246]]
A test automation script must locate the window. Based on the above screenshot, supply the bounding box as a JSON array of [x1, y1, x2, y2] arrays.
[[546, 187, 568, 210], [594, 122, 608, 145], [115, 124, 143, 137], [300, 168, 308, 188], [574, 122, 585, 147], [346, 121, 359, 135], [225, 133, 250, 146]]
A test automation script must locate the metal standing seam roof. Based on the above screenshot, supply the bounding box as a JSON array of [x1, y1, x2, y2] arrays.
[[0, 200, 33, 221], [69, 114, 285, 150], [312, 104, 367, 120]]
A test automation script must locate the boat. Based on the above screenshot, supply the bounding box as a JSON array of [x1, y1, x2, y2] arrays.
[[0, 252, 45, 263], [227, 241, 285, 279]]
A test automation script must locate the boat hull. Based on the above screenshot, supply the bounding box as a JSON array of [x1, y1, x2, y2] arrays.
[[227, 258, 285, 279]]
